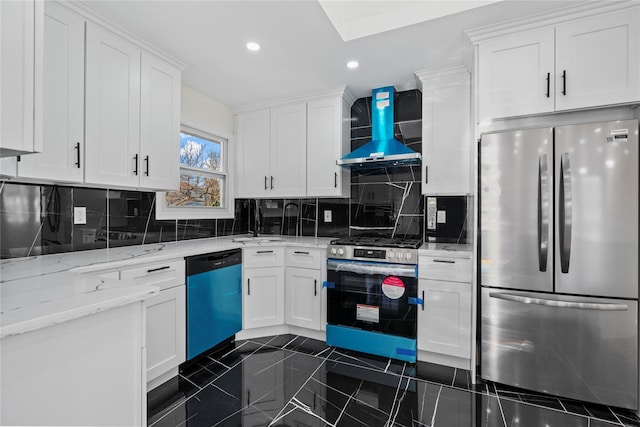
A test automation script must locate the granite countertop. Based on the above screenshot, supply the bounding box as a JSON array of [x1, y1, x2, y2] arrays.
[[0, 235, 333, 338]]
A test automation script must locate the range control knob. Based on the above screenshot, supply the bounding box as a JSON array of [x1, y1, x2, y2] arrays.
[[406, 253, 412, 260], [398, 252, 405, 259], [338, 248, 345, 256], [331, 248, 337, 255], [389, 252, 395, 258]]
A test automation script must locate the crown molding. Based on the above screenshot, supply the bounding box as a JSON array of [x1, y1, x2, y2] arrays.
[[232, 86, 354, 114]]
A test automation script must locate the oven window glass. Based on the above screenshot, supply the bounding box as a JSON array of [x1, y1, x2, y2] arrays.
[[327, 269, 417, 339]]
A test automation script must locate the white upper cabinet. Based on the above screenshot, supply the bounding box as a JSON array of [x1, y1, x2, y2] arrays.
[[417, 66, 472, 195], [235, 88, 352, 199], [0, 0, 42, 157], [306, 95, 350, 198], [555, 9, 639, 111], [269, 102, 307, 197], [139, 51, 181, 191], [478, 28, 555, 120], [472, 2, 640, 121], [84, 23, 141, 189], [17, 2, 84, 183], [235, 109, 271, 197], [84, 22, 180, 191]]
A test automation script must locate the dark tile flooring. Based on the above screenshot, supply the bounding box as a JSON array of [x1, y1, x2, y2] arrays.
[[148, 334, 640, 427]]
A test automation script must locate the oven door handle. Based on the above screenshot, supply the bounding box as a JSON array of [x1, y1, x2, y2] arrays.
[[327, 259, 418, 278]]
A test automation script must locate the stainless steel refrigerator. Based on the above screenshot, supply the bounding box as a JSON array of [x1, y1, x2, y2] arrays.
[[480, 119, 639, 410]]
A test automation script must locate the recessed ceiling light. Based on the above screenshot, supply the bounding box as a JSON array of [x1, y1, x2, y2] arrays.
[[246, 42, 261, 52], [347, 60, 359, 69]]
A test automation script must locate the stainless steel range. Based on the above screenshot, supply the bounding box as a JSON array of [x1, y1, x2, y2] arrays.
[[325, 237, 422, 362]]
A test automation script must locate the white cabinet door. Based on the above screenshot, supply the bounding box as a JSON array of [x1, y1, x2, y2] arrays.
[[285, 267, 321, 330], [84, 22, 140, 188], [235, 109, 271, 197], [269, 102, 307, 197], [421, 68, 471, 195], [555, 8, 640, 111], [244, 267, 285, 329], [17, 2, 84, 183], [418, 279, 471, 359], [478, 27, 555, 120], [0, 0, 42, 157], [145, 285, 186, 385], [139, 51, 180, 191], [306, 96, 349, 197], [242, 349, 285, 425]]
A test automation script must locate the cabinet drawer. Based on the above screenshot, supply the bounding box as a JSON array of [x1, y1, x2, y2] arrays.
[[419, 256, 471, 282], [119, 259, 185, 291], [243, 247, 285, 268], [285, 248, 322, 270]]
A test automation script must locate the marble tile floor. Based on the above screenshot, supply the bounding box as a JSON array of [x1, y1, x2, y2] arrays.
[[148, 334, 640, 427]]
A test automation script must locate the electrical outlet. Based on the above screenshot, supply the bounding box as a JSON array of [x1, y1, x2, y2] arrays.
[[437, 210, 446, 224], [324, 210, 332, 223], [427, 197, 437, 230], [74, 207, 87, 225]]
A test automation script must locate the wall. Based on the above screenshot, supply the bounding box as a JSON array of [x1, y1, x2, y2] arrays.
[[181, 84, 234, 138]]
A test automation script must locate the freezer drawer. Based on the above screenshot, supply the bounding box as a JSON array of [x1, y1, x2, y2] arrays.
[[481, 288, 638, 410]]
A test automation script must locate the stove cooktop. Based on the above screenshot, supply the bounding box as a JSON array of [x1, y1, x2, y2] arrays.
[[330, 236, 423, 250]]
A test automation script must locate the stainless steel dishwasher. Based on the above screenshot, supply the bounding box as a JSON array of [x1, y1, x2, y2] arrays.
[[185, 249, 242, 361]]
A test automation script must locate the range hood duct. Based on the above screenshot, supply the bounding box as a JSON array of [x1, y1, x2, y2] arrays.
[[338, 86, 421, 169]]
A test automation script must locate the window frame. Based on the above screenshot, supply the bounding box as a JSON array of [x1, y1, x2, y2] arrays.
[[155, 124, 235, 220]]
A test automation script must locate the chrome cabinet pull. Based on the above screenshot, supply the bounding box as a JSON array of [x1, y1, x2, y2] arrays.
[[538, 154, 549, 272], [559, 153, 572, 273], [489, 292, 628, 311]]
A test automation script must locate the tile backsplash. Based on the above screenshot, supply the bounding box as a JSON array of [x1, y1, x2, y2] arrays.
[[0, 88, 471, 259]]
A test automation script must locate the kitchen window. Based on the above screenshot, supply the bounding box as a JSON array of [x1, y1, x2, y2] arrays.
[[156, 125, 235, 219]]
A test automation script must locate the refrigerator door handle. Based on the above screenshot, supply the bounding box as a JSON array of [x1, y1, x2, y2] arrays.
[[489, 292, 628, 311], [559, 153, 572, 273], [538, 154, 550, 272]]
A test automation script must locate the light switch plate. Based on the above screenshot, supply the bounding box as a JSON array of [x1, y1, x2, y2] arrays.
[[437, 210, 446, 224], [324, 210, 332, 223], [74, 207, 87, 225]]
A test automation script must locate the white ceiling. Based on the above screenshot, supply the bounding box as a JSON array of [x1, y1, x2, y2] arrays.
[[80, 0, 577, 109]]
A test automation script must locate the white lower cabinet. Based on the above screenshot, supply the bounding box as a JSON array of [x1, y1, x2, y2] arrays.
[[243, 349, 285, 425], [286, 267, 321, 330], [417, 253, 472, 366], [118, 259, 186, 389], [243, 247, 285, 330], [144, 285, 186, 386], [418, 279, 471, 359]]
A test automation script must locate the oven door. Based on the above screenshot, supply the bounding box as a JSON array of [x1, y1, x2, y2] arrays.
[[326, 259, 418, 339]]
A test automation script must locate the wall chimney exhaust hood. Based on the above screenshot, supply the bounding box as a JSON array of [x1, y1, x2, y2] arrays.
[[338, 86, 421, 169]]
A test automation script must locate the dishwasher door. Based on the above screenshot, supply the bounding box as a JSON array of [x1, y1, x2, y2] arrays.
[[186, 249, 242, 360]]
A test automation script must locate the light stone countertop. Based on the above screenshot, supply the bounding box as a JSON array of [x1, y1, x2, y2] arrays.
[[0, 235, 333, 338]]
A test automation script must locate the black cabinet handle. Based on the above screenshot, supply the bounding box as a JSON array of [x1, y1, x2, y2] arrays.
[[433, 259, 455, 264], [421, 290, 425, 311], [561, 70, 567, 96], [545, 72, 550, 98], [248, 278, 250, 296], [270, 176, 274, 189], [294, 251, 309, 255], [425, 166, 428, 184], [144, 155, 149, 176], [264, 176, 267, 190], [314, 279, 317, 296], [75, 142, 81, 168], [133, 154, 138, 175], [257, 250, 274, 254], [334, 172, 337, 188], [147, 265, 170, 273]]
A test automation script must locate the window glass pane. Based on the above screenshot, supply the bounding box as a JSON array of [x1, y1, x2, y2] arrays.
[[165, 172, 224, 207], [180, 132, 222, 172]]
